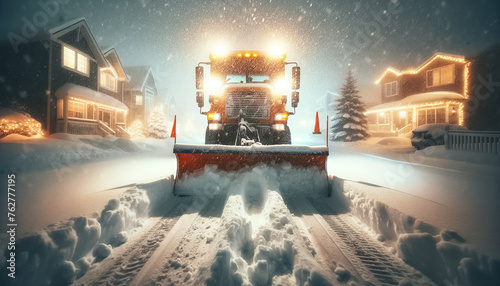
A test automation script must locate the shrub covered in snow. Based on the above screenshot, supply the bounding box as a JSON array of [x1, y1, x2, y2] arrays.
[[127, 119, 146, 138], [0, 107, 43, 138], [147, 107, 169, 139]]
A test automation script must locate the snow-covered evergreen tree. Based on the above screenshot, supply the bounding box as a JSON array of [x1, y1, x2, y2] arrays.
[[330, 70, 370, 142], [127, 119, 146, 138], [147, 107, 169, 139]]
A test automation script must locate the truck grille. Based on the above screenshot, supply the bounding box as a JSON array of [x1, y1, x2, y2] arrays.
[[225, 91, 270, 119]]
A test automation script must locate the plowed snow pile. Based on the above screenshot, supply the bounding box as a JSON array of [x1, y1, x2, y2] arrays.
[[188, 164, 334, 285]]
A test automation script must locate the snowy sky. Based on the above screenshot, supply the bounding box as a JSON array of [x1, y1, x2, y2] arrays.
[[1, 0, 499, 133]]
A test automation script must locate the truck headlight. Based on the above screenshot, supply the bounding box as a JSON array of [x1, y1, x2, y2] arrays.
[[208, 123, 223, 130], [274, 113, 288, 121], [208, 79, 223, 95], [274, 79, 287, 93], [272, 123, 285, 131], [207, 113, 221, 121]]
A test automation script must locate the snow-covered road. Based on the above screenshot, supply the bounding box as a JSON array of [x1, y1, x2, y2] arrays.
[[74, 170, 433, 286]]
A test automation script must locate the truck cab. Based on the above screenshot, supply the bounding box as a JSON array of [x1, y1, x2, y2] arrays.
[[195, 50, 300, 145]]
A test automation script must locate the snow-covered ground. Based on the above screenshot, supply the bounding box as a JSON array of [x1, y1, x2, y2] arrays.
[[1, 132, 499, 285], [0, 134, 176, 237]]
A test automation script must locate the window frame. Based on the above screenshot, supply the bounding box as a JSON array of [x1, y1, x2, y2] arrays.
[[67, 100, 85, 119], [385, 81, 398, 97], [426, 64, 455, 87], [136, 95, 143, 106], [62, 45, 90, 76], [100, 71, 118, 92]]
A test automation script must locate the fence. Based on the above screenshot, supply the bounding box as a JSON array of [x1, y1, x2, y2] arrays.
[[445, 130, 500, 154]]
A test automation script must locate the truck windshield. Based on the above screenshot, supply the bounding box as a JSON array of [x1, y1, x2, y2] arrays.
[[226, 75, 270, 83]]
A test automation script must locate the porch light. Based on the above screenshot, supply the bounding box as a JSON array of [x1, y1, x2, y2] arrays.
[[399, 111, 406, 118]]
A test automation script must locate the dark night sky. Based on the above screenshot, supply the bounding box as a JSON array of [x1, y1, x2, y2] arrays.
[[1, 0, 499, 135]]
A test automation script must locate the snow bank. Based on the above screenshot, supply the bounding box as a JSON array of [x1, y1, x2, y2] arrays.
[[333, 179, 500, 285], [0, 181, 172, 286], [0, 133, 174, 173]]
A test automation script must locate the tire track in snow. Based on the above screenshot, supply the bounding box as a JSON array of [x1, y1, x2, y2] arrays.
[[106, 217, 179, 285], [130, 194, 228, 286], [311, 198, 435, 285], [74, 198, 193, 286]]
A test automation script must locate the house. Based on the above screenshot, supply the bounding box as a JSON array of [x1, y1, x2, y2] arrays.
[[0, 17, 130, 137], [124, 66, 159, 125], [157, 88, 176, 123], [367, 53, 471, 136]]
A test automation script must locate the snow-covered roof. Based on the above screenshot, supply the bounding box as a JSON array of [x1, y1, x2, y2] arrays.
[[49, 17, 107, 67], [125, 66, 154, 91], [56, 83, 128, 110], [101, 46, 128, 81], [376, 52, 468, 84], [367, 92, 466, 112]]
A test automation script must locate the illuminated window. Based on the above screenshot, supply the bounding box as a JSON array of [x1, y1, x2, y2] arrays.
[[418, 111, 426, 126], [100, 71, 117, 91], [385, 81, 398, 97], [62, 46, 89, 76], [379, 112, 389, 124], [77, 54, 88, 74], [63, 46, 75, 69], [427, 64, 455, 87], [426, 109, 436, 124], [57, 100, 64, 118], [136, 95, 143, 105], [68, 100, 84, 118], [87, 104, 95, 119], [436, 108, 446, 123]]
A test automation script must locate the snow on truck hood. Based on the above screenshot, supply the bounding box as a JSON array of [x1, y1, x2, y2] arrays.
[[173, 144, 329, 155]]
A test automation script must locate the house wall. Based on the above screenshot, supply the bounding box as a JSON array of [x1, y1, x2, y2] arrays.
[[99, 80, 124, 102], [124, 90, 145, 125], [380, 57, 467, 104], [380, 73, 402, 103], [48, 39, 99, 133]]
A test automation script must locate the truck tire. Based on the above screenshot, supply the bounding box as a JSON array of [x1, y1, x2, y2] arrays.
[[205, 128, 220, 144], [273, 126, 291, 145]]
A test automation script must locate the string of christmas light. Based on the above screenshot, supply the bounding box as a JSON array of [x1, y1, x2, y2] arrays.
[[0, 118, 44, 137]]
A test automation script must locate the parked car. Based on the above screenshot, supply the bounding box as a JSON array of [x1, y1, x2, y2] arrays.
[[411, 124, 467, 150]]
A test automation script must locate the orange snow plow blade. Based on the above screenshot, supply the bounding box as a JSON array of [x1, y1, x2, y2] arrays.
[[173, 144, 329, 194]]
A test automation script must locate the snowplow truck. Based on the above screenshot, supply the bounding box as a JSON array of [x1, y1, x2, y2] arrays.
[[172, 50, 329, 195], [195, 50, 301, 146]]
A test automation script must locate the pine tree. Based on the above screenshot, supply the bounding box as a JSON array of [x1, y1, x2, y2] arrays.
[[330, 70, 370, 142], [147, 107, 169, 139], [127, 119, 146, 138]]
